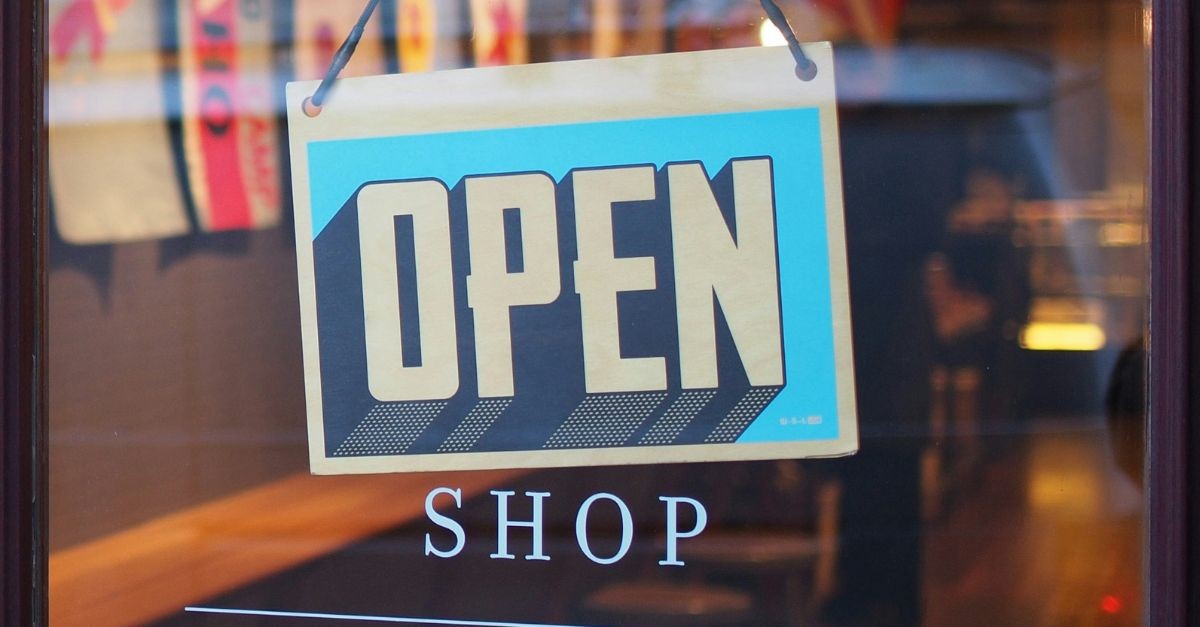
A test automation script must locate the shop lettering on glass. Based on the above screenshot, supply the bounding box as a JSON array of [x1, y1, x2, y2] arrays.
[[288, 46, 859, 473], [424, 488, 708, 566]]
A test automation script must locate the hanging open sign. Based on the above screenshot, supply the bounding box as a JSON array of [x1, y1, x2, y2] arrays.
[[287, 45, 857, 474]]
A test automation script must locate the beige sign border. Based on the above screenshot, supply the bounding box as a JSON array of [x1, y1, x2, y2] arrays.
[[287, 44, 858, 475]]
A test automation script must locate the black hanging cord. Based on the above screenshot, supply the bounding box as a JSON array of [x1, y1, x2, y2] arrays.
[[303, 0, 383, 116], [304, 0, 815, 116], [759, 0, 818, 80]]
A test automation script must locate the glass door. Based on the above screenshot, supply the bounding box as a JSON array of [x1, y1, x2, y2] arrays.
[[38, 0, 1170, 625]]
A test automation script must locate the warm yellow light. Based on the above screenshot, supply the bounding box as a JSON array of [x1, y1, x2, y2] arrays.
[[1027, 452, 1102, 515], [1098, 222, 1144, 246], [1019, 322, 1107, 351], [1142, 7, 1152, 48], [760, 19, 787, 47]]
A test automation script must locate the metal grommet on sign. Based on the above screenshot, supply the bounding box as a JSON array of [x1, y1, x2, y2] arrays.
[[793, 55, 818, 82], [759, 0, 818, 81], [302, 96, 323, 118]]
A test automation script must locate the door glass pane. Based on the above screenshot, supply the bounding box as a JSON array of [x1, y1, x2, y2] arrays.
[[48, 0, 1147, 625]]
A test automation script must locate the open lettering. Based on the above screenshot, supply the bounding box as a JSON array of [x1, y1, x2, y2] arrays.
[[357, 159, 784, 401]]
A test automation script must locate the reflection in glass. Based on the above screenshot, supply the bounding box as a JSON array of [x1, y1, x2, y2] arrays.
[[48, 0, 1146, 625]]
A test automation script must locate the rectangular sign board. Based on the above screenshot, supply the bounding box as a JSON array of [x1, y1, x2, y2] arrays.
[[287, 45, 858, 474]]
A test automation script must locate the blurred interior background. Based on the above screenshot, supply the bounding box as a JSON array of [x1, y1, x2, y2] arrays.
[[47, 1, 1147, 625]]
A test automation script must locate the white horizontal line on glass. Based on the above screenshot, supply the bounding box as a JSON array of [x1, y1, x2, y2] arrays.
[[184, 607, 588, 627]]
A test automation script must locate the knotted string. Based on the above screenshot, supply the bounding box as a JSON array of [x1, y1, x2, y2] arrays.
[[302, 0, 382, 117], [759, 0, 818, 80]]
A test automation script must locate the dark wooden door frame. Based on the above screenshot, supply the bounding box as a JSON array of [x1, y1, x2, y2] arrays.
[[0, 0, 1193, 625], [1184, 3, 1200, 624], [0, 0, 45, 624], [1148, 0, 1193, 625]]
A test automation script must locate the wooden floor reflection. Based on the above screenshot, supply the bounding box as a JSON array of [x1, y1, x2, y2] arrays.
[[923, 422, 1142, 627], [53, 418, 1144, 626]]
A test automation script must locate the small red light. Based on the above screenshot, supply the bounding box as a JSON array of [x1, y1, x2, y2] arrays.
[[1100, 595, 1122, 614]]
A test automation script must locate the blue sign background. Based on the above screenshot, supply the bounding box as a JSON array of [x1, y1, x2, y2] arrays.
[[307, 108, 841, 444]]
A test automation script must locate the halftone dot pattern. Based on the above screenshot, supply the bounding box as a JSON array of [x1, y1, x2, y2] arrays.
[[639, 389, 719, 445], [333, 401, 448, 456], [544, 392, 668, 449], [436, 399, 513, 453], [705, 387, 782, 443]]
